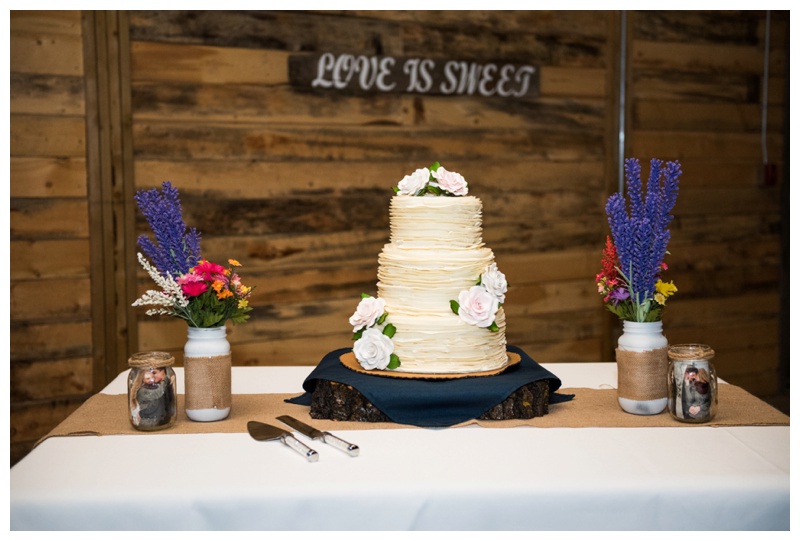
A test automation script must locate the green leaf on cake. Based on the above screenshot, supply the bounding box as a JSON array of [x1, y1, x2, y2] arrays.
[[382, 323, 396, 338], [360, 292, 371, 299], [376, 313, 387, 325], [488, 321, 500, 332], [450, 300, 460, 314], [429, 161, 441, 173], [392, 186, 399, 194], [353, 329, 363, 341], [387, 354, 401, 370]]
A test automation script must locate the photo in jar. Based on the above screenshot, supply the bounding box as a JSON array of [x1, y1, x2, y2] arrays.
[[129, 367, 176, 428], [669, 360, 713, 421]]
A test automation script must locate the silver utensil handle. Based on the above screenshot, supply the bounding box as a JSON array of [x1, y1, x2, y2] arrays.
[[322, 432, 360, 457], [281, 434, 319, 462]]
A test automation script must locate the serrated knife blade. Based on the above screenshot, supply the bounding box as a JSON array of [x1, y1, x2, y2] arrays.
[[277, 415, 360, 457]]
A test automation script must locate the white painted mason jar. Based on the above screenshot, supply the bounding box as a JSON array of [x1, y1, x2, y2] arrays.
[[183, 326, 232, 422], [616, 320, 669, 415]]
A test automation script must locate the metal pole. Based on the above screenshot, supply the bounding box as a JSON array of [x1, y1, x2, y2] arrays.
[[618, 10, 627, 194]]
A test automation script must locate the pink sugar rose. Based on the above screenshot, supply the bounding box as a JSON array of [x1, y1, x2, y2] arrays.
[[457, 285, 499, 328], [432, 167, 468, 196], [349, 296, 386, 332]]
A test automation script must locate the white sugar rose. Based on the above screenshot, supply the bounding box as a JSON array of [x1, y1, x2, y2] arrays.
[[457, 285, 499, 328], [349, 296, 386, 332], [397, 168, 430, 195], [481, 263, 508, 303], [432, 167, 468, 196], [353, 327, 394, 370]]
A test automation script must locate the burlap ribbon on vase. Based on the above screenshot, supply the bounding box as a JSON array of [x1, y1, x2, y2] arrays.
[[184, 355, 232, 410], [616, 346, 669, 401]]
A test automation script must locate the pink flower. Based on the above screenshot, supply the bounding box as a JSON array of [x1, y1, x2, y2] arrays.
[[349, 296, 386, 332], [177, 273, 208, 297], [192, 259, 227, 280], [457, 285, 499, 328], [432, 167, 468, 196]]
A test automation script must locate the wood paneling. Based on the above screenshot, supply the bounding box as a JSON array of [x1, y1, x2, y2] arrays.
[[124, 10, 614, 383], [628, 10, 786, 396], [9, 10, 92, 465]]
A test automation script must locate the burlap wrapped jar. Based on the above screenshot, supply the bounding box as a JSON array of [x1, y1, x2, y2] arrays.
[[184, 326, 232, 422], [616, 321, 669, 415]]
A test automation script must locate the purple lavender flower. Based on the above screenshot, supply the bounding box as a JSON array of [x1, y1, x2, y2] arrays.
[[134, 181, 201, 277], [606, 158, 681, 314]]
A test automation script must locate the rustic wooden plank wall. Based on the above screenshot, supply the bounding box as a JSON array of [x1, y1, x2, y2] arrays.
[[10, 11, 93, 464], [9, 10, 788, 466], [127, 10, 615, 368], [626, 11, 787, 397]]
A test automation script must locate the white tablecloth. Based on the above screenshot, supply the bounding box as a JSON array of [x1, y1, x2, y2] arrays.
[[10, 363, 790, 530]]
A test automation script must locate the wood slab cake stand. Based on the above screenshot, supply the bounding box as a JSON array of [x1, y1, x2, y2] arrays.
[[309, 352, 550, 422]]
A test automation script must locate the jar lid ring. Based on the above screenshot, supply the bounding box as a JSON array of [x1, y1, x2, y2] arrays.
[[128, 351, 175, 368]]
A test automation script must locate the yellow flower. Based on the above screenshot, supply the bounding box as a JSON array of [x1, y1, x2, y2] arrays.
[[654, 292, 666, 305], [238, 299, 249, 309], [655, 279, 677, 298], [229, 259, 242, 267]]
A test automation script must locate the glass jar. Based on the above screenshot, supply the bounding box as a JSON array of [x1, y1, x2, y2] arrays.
[[667, 344, 717, 423], [127, 351, 178, 431], [184, 326, 232, 422], [616, 320, 669, 415]]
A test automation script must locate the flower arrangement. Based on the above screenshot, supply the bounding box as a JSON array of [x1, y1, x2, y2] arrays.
[[450, 263, 507, 331], [597, 158, 681, 322], [132, 182, 254, 328], [394, 162, 468, 196], [349, 294, 399, 370]]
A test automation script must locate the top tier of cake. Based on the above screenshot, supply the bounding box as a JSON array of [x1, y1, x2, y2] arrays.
[[388, 195, 484, 249]]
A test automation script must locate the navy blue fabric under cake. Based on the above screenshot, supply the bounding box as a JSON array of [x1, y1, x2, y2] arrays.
[[287, 345, 572, 427]]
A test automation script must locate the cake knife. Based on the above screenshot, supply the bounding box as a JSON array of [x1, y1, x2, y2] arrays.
[[277, 415, 360, 457], [247, 421, 319, 462]]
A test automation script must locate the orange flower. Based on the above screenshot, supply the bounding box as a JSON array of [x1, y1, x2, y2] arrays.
[[229, 259, 242, 267]]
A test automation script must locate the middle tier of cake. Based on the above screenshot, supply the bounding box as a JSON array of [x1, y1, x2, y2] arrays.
[[377, 244, 508, 374]]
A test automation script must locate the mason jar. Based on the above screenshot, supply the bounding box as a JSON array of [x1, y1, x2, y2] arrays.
[[127, 351, 178, 431], [667, 344, 717, 423]]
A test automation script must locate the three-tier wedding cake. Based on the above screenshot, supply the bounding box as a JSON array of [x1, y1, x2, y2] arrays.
[[348, 164, 509, 374]]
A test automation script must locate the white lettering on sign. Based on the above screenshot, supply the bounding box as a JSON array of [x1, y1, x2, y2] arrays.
[[308, 53, 537, 98]]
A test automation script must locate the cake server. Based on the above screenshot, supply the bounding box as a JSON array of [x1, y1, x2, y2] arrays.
[[277, 415, 360, 457], [247, 421, 319, 462]]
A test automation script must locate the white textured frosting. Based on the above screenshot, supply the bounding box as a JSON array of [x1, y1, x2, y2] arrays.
[[376, 195, 508, 373]]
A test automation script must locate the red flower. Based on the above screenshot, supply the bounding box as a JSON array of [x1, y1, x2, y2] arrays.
[[600, 236, 620, 283], [178, 273, 208, 297]]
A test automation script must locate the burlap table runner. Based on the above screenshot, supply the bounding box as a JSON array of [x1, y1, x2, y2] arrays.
[[37, 384, 788, 445]]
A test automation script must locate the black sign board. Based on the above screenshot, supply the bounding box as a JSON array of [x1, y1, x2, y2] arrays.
[[289, 53, 539, 99]]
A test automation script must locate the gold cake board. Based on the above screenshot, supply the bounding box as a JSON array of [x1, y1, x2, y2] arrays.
[[339, 352, 521, 379]]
